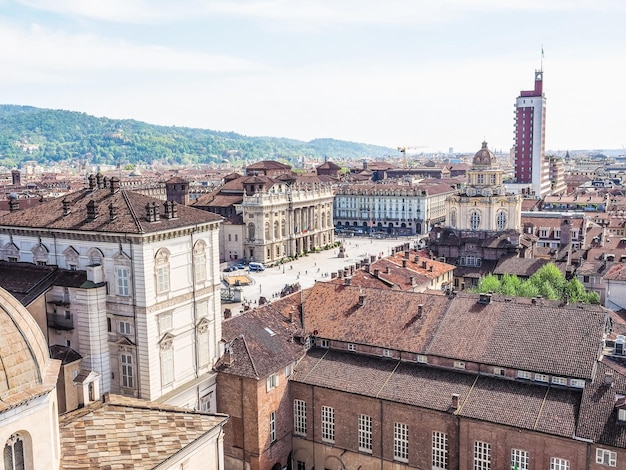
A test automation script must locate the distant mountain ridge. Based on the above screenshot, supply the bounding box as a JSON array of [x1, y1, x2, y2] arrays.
[[0, 105, 394, 168]]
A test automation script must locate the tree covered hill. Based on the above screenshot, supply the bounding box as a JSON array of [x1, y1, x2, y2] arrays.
[[0, 105, 394, 168]]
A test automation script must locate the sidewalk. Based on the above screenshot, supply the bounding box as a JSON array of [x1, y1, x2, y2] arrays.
[[221, 236, 416, 316]]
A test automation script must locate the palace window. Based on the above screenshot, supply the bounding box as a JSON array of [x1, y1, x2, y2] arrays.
[[120, 353, 134, 389], [294, 399, 307, 436], [474, 441, 491, 470], [432, 431, 448, 470], [116, 267, 130, 296], [4, 434, 25, 470], [358, 415, 372, 453], [154, 249, 170, 294], [496, 210, 507, 231], [470, 211, 481, 231], [321, 406, 335, 443], [596, 448, 617, 467], [394, 422, 408, 462], [270, 411, 276, 443], [550, 457, 570, 470], [511, 449, 529, 470]]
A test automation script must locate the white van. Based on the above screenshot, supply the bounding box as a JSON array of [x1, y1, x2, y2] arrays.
[[248, 262, 266, 272]]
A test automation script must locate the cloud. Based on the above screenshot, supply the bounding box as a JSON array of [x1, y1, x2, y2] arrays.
[[14, 0, 626, 27], [0, 21, 263, 83]]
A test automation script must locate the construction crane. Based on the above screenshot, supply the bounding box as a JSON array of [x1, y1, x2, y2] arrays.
[[397, 146, 426, 168]]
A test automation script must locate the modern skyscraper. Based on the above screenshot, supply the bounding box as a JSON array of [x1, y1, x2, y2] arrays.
[[513, 69, 551, 196]]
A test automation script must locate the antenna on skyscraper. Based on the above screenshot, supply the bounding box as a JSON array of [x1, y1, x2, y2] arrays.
[[541, 44, 544, 71]]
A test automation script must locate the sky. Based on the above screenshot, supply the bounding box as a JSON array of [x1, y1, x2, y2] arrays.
[[1, 0, 625, 154]]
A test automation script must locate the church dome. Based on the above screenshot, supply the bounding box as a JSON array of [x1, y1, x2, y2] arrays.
[[0, 286, 50, 400], [472, 141, 497, 167]]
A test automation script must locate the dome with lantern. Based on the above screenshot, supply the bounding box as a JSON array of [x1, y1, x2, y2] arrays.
[[472, 141, 497, 168]]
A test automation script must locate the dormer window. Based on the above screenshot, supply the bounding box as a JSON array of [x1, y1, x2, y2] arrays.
[[619, 408, 626, 422]]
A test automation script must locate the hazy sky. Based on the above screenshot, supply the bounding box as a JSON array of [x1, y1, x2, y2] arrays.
[[1, 0, 625, 154]]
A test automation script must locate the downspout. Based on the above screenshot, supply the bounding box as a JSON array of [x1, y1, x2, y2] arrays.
[[379, 399, 384, 470], [191, 228, 199, 379], [241, 377, 246, 470], [126, 235, 140, 398]]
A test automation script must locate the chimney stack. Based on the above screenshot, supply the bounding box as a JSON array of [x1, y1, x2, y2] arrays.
[[96, 172, 104, 189], [374, 269, 380, 278], [404, 250, 410, 259], [402, 259, 408, 268], [358, 294, 366, 306], [88, 174, 96, 191], [62, 198, 70, 216], [417, 304, 423, 315], [86, 200, 97, 220], [410, 276, 415, 286], [8, 198, 19, 212], [386, 266, 391, 274], [109, 203, 118, 221], [451, 394, 460, 410], [110, 176, 120, 194], [344, 277, 352, 286]]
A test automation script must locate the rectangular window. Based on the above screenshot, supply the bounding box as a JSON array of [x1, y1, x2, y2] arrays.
[[294, 399, 307, 436], [119, 321, 132, 335], [198, 331, 209, 367], [116, 267, 129, 296], [121, 353, 134, 388], [570, 379, 585, 388], [199, 392, 213, 412], [347, 343, 356, 352], [157, 266, 170, 293], [319, 339, 330, 348], [270, 411, 276, 443], [416, 354, 428, 363], [158, 313, 173, 334], [296, 461, 305, 470], [517, 370, 531, 379], [321, 406, 335, 443], [493, 367, 505, 376], [285, 362, 294, 378], [432, 431, 448, 470], [550, 457, 570, 470], [596, 448, 617, 466], [266, 373, 279, 391], [454, 361, 465, 369], [194, 255, 207, 282], [382, 349, 393, 358], [358, 415, 372, 453], [394, 422, 408, 462], [552, 376, 567, 386], [474, 441, 491, 470], [511, 449, 529, 470], [161, 348, 174, 385], [534, 373, 549, 382]]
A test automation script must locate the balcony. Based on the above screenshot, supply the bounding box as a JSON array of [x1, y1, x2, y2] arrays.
[[47, 312, 74, 330]]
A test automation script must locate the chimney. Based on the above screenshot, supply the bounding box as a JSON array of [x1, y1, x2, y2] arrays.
[[429, 265, 433, 272], [414, 256, 420, 264], [344, 277, 352, 286], [604, 372, 614, 386], [86, 200, 98, 220], [386, 266, 391, 274], [96, 172, 104, 189], [88, 174, 96, 191], [164, 201, 171, 219], [358, 294, 366, 306], [451, 394, 460, 410], [402, 259, 408, 268], [110, 176, 120, 194], [11, 169, 20, 186], [404, 250, 410, 259], [417, 304, 423, 316], [374, 269, 380, 278], [86, 264, 104, 283], [8, 198, 19, 212], [108, 203, 118, 221], [223, 308, 232, 319], [223, 349, 233, 365], [410, 276, 416, 286], [62, 198, 70, 216], [478, 293, 492, 304]]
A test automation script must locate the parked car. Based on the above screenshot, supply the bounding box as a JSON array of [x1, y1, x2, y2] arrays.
[[223, 266, 237, 272], [248, 262, 266, 272], [235, 263, 247, 270]]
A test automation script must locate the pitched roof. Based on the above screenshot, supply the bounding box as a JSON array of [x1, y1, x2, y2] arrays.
[[59, 394, 228, 469], [0, 187, 220, 234], [293, 349, 580, 438], [216, 294, 305, 379], [493, 256, 550, 277]]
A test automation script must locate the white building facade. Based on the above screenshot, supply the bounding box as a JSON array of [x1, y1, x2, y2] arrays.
[[0, 174, 222, 411]]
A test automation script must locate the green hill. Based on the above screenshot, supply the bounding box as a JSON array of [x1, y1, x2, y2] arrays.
[[0, 105, 394, 168]]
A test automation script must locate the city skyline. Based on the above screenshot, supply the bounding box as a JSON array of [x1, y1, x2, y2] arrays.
[[1, 1, 625, 154]]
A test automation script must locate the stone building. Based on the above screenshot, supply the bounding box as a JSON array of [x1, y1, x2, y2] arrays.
[[334, 181, 455, 236], [0, 173, 223, 411]]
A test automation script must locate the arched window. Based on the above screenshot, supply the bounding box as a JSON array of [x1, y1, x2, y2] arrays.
[[248, 223, 255, 240], [496, 210, 507, 231], [264, 222, 270, 240], [193, 240, 207, 283], [470, 211, 480, 231], [450, 209, 457, 228], [321, 211, 326, 228], [281, 220, 286, 237], [314, 213, 319, 230], [327, 212, 331, 228], [154, 248, 170, 294], [273, 221, 279, 239], [4, 434, 25, 470]]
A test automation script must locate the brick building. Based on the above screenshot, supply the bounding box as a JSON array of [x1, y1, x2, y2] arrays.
[[216, 277, 626, 470]]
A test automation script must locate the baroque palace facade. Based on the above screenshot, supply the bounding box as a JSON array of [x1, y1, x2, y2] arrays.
[[0, 173, 223, 411]]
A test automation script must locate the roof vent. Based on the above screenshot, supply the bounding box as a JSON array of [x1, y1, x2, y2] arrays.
[[417, 304, 423, 316], [62, 198, 71, 216], [478, 293, 492, 304], [451, 393, 460, 410], [358, 294, 366, 306], [86, 200, 98, 220]]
